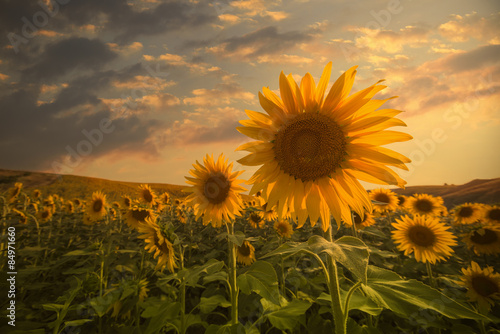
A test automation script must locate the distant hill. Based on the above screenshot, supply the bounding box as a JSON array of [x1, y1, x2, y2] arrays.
[[0, 169, 186, 202], [391, 178, 500, 208], [0, 168, 498, 207]]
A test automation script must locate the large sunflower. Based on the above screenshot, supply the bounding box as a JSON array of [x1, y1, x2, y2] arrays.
[[86, 191, 107, 221], [236, 62, 412, 231], [482, 205, 500, 225], [406, 194, 444, 217], [236, 240, 256, 266], [392, 215, 457, 263], [460, 261, 500, 313], [137, 217, 177, 272], [452, 203, 482, 225], [369, 188, 398, 213], [184, 154, 246, 228], [463, 226, 500, 255]]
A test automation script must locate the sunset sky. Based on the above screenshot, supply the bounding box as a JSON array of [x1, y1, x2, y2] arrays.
[[1, 0, 499, 189]]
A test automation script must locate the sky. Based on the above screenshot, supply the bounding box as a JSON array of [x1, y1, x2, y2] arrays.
[[0, 0, 499, 189]]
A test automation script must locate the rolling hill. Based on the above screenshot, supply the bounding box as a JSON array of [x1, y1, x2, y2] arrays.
[[0, 168, 498, 208]]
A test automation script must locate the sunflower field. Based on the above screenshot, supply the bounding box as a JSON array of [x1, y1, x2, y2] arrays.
[[1, 64, 500, 334]]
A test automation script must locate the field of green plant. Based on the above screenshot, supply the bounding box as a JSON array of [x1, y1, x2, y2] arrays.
[[1, 181, 499, 334]]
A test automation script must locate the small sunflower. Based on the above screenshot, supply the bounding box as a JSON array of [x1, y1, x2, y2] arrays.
[[86, 191, 107, 221], [73, 198, 82, 207], [32, 189, 41, 199], [137, 217, 177, 272], [248, 211, 265, 229], [7, 182, 23, 202], [236, 240, 256, 266], [12, 209, 28, 224], [406, 194, 444, 217], [460, 261, 500, 313], [126, 206, 156, 229], [353, 211, 376, 229], [159, 192, 170, 204], [274, 220, 294, 238], [463, 226, 500, 255], [397, 195, 407, 207], [139, 184, 156, 207], [184, 153, 245, 228], [112, 201, 121, 209], [369, 188, 398, 213], [261, 203, 278, 222], [175, 208, 186, 224], [38, 207, 53, 222], [392, 215, 457, 263], [65, 201, 75, 214], [121, 195, 132, 209], [452, 203, 482, 225], [482, 205, 500, 225]]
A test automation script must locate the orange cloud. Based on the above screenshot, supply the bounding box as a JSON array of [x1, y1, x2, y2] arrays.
[[439, 12, 500, 44]]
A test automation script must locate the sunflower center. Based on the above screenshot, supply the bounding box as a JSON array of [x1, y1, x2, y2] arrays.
[[154, 234, 171, 256], [408, 225, 436, 247], [274, 112, 346, 181], [471, 275, 499, 297], [250, 213, 261, 223], [204, 172, 231, 204], [131, 209, 150, 222], [415, 199, 434, 213], [374, 193, 390, 204], [238, 243, 251, 257], [397, 196, 405, 206], [93, 199, 103, 212], [458, 206, 473, 218], [470, 229, 498, 245], [487, 208, 500, 222], [353, 212, 363, 225], [42, 211, 49, 219], [143, 190, 153, 203]]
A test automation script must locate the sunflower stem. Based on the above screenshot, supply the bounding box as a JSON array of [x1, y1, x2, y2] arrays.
[[179, 246, 186, 334], [426, 261, 436, 289], [326, 226, 346, 334], [226, 222, 239, 325]]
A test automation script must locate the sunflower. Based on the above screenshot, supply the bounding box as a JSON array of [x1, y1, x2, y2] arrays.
[[121, 195, 132, 209], [12, 209, 28, 224], [137, 217, 177, 272], [236, 62, 411, 232], [248, 211, 265, 229], [7, 182, 23, 202], [175, 208, 186, 224], [392, 215, 457, 263], [452, 203, 482, 225], [236, 240, 256, 266], [482, 205, 500, 225], [274, 220, 294, 238], [85, 191, 107, 221], [397, 195, 407, 208], [261, 203, 278, 222], [369, 188, 398, 213], [463, 226, 500, 255], [406, 194, 444, 217], [32, 189, 41, 200], [159, 192, 170, 204], [139, 184, 156, 207], [65, 201, 74, 214], [73, 198, 82, 207], [184, 154, 246, 228], [460, 261, 500, 313], [38, 206, 53, 222], [125, 206, 156, 229], [353, 211, 376, 229]]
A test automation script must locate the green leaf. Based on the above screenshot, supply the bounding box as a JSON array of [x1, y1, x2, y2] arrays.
[[228, 230, 246, 247], [41, 303, 64, 312], [62, 319, 93, 328], [308, 235, 369, 284], [199, 295, 231, 314], [180, 259, 225, 287], [205, 323, 246, 334], [264, 299, 311, 331], [362, 266, 489, 321], [237, 260, 280, 305], [317, 292, 382, 316], [143, 302, 180, 334]]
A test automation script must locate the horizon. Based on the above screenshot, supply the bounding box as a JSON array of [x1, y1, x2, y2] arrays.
[[1, 0, 499, 188]]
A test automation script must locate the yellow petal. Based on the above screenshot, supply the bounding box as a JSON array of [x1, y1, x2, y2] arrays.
[[316, 62, 332, 103], [300, 73, 317, 113], [280, 72, 298, 114], [322, 66, 357, 113], [237, 126, 275, 141], [349, 131, 413, 145]]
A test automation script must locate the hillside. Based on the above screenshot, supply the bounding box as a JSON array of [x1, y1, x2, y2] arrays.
[[0, 168, 498, 207], [391, 178, 500, 208]]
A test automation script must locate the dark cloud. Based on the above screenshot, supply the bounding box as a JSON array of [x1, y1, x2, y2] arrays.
[[22, 37, 117, 82], [0, 64, 167, 172], [218, 26, 312, 59]]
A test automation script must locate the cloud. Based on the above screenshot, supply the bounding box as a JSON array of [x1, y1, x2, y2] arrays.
[[207, 25, 313, 61], [439, 12, 500, 44], [351, 25, 431, 53], [22, 37, 117, 82], [423, 44, 500, 73], [107, 41, 143, 55], [183, 82, 255, 107]]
